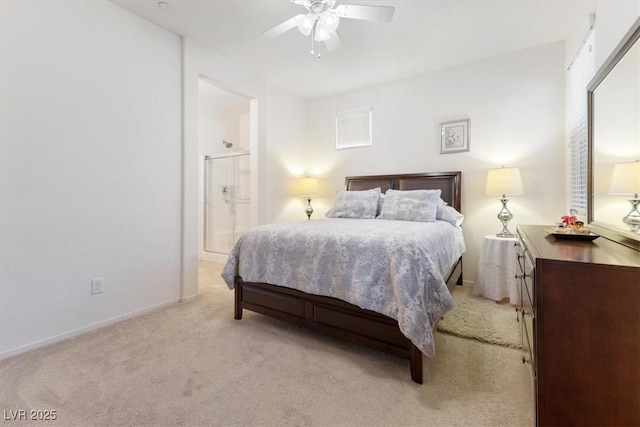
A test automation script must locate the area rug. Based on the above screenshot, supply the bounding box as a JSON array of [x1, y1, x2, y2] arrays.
[[437, 285, 522, 349]]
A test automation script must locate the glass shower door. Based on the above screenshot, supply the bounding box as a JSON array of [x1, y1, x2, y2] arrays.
[[203, 153, 250, 255]]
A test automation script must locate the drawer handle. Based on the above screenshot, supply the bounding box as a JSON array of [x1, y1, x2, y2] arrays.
[[515, 273, 530, 279], [522, 356, 531, 365]]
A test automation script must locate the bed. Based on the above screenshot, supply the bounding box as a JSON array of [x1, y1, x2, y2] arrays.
[[222, 172, 464, 384]]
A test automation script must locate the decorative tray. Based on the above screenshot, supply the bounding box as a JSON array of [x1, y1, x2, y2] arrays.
[[544, 228, 599, 241]]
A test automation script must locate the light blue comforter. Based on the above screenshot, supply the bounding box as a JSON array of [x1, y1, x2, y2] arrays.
[[222, 218, 466, 356]]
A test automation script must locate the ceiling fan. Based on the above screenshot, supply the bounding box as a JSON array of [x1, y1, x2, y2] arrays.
[[262, 0, 395, 58]]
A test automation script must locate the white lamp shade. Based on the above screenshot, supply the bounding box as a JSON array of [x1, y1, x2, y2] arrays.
[[314, 25, 331, 41], [296, 13, 315, 36], [298, 177, 319, 197], [609, 160, 640, 195], [320, 11, 340, 32], [485, 167, 524, 196]]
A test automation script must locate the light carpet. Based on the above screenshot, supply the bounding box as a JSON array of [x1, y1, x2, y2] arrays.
[[0, 262, 533, 426], [437, 285, 522, 349]]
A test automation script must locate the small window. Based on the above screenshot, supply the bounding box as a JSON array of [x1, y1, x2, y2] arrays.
[[336, 107, 372, 150]]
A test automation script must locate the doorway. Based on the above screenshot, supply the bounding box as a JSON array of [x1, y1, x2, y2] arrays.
[[198, 78, 252, 263]]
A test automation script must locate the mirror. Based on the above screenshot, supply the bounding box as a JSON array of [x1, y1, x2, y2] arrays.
[[588, 18, 640, 250]]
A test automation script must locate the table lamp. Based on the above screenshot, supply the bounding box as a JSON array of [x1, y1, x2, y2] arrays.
[[298, 176, 319, 220], [486, 167, 524, 237], [609, 160, 640, 233]]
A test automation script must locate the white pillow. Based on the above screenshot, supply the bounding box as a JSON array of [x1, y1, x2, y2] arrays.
[[437, 205, 464, 227], [326, 188, 381, 219], [377, 189, 441, 222]]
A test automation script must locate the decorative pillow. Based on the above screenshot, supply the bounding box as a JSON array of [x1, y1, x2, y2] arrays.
[[377, 189, 441, 222], [326, 188, 381, 219], [437, 205, 464, 227]]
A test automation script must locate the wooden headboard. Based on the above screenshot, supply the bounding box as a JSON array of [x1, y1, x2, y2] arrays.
[[345, 172, 462, 212]]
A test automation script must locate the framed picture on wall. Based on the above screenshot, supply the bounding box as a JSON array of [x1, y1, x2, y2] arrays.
[[440, 119, 469, 154]]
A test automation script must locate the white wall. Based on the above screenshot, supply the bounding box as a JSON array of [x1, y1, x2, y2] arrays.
[[198, 79, 250, 156], [265, 87, 309, 223], [305, 42, 567, 282], [0, 1, 182, 356], [198, 104, 241, 156], [594, 1, 640, 69], [239, 113, 251, 151]]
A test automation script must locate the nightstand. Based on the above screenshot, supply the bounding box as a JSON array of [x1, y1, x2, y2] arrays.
[[472, 234, 519, 304]]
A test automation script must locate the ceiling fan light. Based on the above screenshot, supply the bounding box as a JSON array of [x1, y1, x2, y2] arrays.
[[296, 13, 316, 36], [314, 25, 331, 41], [321, 11, 339, 32]]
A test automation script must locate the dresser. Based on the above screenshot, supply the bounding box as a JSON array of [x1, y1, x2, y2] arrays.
[[516, 224, 640, 426]]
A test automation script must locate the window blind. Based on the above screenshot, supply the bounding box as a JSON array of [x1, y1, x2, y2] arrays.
[[336, 107, 372, 150], [567, 27, 595, 214]]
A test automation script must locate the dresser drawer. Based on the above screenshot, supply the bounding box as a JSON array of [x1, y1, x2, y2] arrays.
[[516, 233, 535, 313], [517, 229, 536, 377], [521, 301, 536, 376], [523, 261, 534, 313]]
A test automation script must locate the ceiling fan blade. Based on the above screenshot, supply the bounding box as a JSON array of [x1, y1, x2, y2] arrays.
[[334, 4, 395, 23], [324, 32, 342, 52], [261, 15, 301, 38]]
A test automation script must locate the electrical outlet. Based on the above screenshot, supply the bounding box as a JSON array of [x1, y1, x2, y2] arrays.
[[91, 278, 104, 295]]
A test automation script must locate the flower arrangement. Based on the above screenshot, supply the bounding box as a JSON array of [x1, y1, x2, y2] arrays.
[[557, 210, 589, 234], [561, 215, 578, 226]]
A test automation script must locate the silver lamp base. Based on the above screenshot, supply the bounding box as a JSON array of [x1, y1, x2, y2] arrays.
[[496, 195, 514, 238], [623, 195, 640, 233], [305, 198, 314, 220]]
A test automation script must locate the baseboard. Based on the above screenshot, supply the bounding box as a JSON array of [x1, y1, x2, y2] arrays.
[[462, 279, 474, 286], [199, 252, 228, 263], [180, 293, 199, 303], [0, 297, 180, 361]]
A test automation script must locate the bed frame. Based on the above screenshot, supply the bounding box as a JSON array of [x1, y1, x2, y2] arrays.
[[233, 172, 463, 384]]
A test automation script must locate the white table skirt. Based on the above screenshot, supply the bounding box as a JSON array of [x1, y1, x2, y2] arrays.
[[472, 235, 519, 304]]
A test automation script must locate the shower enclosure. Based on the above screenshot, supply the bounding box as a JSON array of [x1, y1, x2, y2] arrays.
[[202, 151, 251, 259]]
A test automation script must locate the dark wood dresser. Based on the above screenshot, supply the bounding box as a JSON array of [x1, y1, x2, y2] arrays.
[[516, 224, 640, 426]]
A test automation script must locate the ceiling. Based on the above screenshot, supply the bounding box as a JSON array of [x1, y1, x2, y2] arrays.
[[113, 0, 595, 100]]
